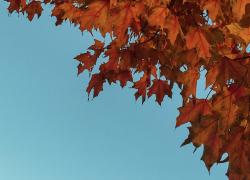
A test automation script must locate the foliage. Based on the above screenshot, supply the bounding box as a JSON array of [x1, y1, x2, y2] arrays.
[[4, 0, 250, 179]]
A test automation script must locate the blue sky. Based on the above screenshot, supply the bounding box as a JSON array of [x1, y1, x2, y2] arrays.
[[0, 2, 228, 180]]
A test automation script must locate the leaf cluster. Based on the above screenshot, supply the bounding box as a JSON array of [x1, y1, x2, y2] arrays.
[[5, 0, 250, 179]]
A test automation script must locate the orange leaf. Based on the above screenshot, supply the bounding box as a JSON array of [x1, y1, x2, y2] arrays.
[[148, 6, 169, 29], [186, 28, 211, 60], [165, 15, 180, 45], [202, 0, 221, 21], [232, 0, 250, 21]]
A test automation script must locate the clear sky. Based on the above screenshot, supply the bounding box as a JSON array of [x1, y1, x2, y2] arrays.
[[0, 2, 228, 180]]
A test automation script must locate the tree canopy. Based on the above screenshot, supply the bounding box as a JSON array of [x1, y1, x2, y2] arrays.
[[4, 0, 250, 179]]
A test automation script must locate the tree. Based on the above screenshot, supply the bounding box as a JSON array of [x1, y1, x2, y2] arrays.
[[4, 0, 250, 179]]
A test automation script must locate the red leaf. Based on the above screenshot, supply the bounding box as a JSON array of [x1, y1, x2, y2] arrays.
[[148, 79, 172, 105]]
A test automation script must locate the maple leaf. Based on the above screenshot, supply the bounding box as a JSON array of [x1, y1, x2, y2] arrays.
[[186, 28, 211, 60], [22, 1, 43, 21], [86, 73, 105, 98], [165, 15, 181, 45], [75, 52, 96, 75], [182, 116, 224, 171], [75, 40, 104, 75], [232, 0, 250, 21], [132, 73, 151, 103], [114, 70, 133, 88], [148, 5, 169, 29], [148, 79, 172, 105], [206, 57, 247, 88], [228, 84, 250, 99], [52, 1, 110, 34], [78, 1, 110, 33], [211, 88, 239, 131], [202, 0, 221, 21], [7, 0, 26, 13], [176, 99, 212, 127], [223, 127, 250, 179], [110, 2, 145, 44], [226, 23, 250, 44], [177, 67, 200, 102]]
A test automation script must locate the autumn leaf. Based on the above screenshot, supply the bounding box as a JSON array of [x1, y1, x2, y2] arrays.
[[177, 67, 200, 102], [78, 1, 110, 33], [228, 84, 250, 99], [148, 6, 169, 29], [110, 2, 145, 44], [186, 28, 211, 60], [165, 15, 180, 45], [223, 127, 250, 179], [132, 73, 150, 103], [211, 88, 239, 131], [115, 70, 133, 88], [86, 73, 105, 98], [202, 0, 221, 21], [22, 1, 43, 21], [176, 99, 212, 127], [183, 116, 224, 171], [226, 23, 250, 44], [206, 57, 247, 88], [7, 0, 26, 13], [232, 0, 250, 21], [148, 79, 172, 105], [75, 52, 97, 75], [75, 40, 105, 75]]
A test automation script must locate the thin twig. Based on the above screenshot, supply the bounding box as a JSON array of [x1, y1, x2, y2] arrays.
[[136, 30, 160, 46]]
